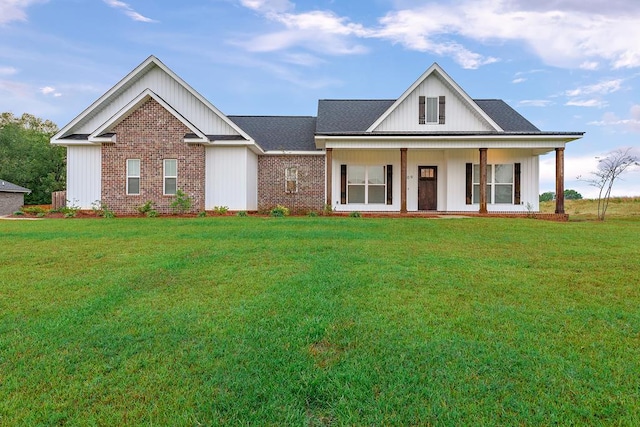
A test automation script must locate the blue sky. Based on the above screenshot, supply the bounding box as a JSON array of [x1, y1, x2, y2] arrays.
[[1, 0, 639, 197]]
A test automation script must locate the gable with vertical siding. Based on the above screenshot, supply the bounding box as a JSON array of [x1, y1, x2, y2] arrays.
[[371, 72, 496, 132], [52, 56, 249, 144]]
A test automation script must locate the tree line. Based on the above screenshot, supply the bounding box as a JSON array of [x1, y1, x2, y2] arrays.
[[539, 189, 582, 202], [0, 112, 65, 204]]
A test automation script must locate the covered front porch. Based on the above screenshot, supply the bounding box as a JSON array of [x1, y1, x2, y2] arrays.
[[324, 144, 568, 214]]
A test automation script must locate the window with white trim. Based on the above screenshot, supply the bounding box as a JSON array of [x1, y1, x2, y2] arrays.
[[347, 165, 386, 204], [419, 96, 446, 124], [127, 159, 140, 195], [285, 167, 298, 193], [472, 164, 514, 204], [164, 159, 177, 195]]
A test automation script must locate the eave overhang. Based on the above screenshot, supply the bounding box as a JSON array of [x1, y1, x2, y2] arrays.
[[314, 132, 584, 149], [263, 150, 326, 156]]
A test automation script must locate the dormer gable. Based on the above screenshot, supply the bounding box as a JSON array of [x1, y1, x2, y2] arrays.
[[51, 55, 254, 147], [87, 89, 208, 143], [367, 63, 502, 133]]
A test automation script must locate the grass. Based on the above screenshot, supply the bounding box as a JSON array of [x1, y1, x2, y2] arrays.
[[540, 196, 640, 220], [1, 216, 639, 425]]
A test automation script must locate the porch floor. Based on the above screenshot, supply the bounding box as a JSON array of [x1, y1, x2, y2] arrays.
[[332, 211, 569, 221]]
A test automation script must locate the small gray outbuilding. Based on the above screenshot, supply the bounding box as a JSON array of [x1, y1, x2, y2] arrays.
[[0, 180, 31, 216]]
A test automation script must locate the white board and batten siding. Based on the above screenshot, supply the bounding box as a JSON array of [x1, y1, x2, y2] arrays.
[[445, 149, 540, 212], [205, 147, 258, 211], [75, 66, 240, 137], [67, 146, 101, 209], [373, 74, 494, 133], [331, 150, 400, 212]]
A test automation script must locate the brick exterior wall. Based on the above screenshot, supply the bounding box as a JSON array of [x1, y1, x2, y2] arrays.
[[0, 192, 25, 216], [102, 98, 205, 215], [258, 155, 325, 214]]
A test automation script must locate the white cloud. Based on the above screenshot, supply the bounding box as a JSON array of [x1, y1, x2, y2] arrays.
[[579, 61, 599, 70], [445, 1, 640, 70], [240, 0, 293, 13], [0, 0, 47, 25], [512, 77, 526, 84], [281, 52, 325, 67], [40, 85, 61, 97], [235, 0, 640, 70], [536, 152, 640, 199], [0, 66, 18, 75], [518, 99, 552, 107], [270, 11, 369, 37], [546, 148, 640, 198], [565, 99, 607, 107], [103, 0, 156, 23], [588, 106, 640, 132], [565, 79, 623, 97], [233, 10, 370, 55], [374, 6, 498, 69], [234, 1, 496, 68]]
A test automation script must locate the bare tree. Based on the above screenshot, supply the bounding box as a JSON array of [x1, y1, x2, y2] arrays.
[[581, 148, 639, 220]]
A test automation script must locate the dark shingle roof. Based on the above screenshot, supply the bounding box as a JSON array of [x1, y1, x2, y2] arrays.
[[0, 180, 30, 193], [316, 100, 395, 133], [60, 133, 114, 140], [474, 99, 540, 132], [184, 133, 247, 141], [315, 98, 541, 134], [61, 134, 90, 140], [228, 116, 318, 151]]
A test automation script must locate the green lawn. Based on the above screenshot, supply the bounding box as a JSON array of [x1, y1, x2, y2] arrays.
[[1, 217, 639, 425]]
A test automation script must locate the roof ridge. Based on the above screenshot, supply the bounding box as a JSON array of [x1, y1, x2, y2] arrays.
[[227, 115, 316, 118], [319, 99, 396, 102]]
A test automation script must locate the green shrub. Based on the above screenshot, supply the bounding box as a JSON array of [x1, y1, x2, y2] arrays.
[[21, 206, 46, 215], [237, 210, 248, 217], [13, 210, 24, 216], [91, 200, 116, 218], [307, 210, 318, 217], [137, 201, 154, 216], [147, 209, 159, 218], [270, 204, 290, 217], [170, 189, 192, 214], [197, 211, 207, 218], [213, 206, 229, 215], [323, 204, 334, 216], [349, 211, 361, 218], [60, 200, 80, 218]]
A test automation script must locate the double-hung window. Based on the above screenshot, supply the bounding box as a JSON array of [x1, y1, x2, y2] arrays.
[[494, 164, 514, 203], [472, 164, 514, 204], [164, 159, 177, 195], [347, 165, 386, 204], [285, 167, 298, 193], [127, 159, 140, 195]]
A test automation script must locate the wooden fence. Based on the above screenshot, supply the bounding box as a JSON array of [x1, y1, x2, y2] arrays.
[[51, 191, 66, 210]]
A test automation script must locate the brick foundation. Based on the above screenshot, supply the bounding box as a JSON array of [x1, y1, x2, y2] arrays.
[[258, 155, 325, 214], [102, 98, 205, 215]]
